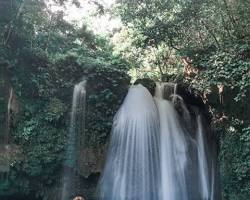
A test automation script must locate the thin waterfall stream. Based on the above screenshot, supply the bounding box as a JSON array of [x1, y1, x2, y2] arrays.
[[196, 115, 210, 199], [98, 82, 220, 200], [6, 87, 13, 145], [61, 80, 86, 200]]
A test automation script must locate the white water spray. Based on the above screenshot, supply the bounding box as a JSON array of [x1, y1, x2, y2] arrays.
[[98, 82, 220, 200], [196, 115, 210, 199], [98, 84, 161, 200], [155, 83, 189, 200], [7, 88, 13, 130]]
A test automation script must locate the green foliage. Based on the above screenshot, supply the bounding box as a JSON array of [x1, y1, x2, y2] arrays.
[[0, 0, 130, 199], [219, 120, 250, 199], [117, 0, 250, 49], [190, 42, 250, 102], [85, 66, 129, 146], [0, 0, 249, 199], [112, 26, 183, 81]]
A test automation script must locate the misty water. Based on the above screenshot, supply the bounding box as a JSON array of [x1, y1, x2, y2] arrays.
[[98, 83, 219, 200], [98, 84, 161, 200]]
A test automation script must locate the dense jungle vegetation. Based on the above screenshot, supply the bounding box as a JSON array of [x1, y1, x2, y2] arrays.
[[0, 0, 249, 199]]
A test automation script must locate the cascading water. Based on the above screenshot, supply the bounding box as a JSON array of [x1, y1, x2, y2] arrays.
[[98, 82, 220, 200], [6, 87, 13, 144], [61, 80, 86, 200], [156, 82, 219, 200], [98, 84, 161, 200], [196, 115, 210, 198], [155, 83, 189, 200]]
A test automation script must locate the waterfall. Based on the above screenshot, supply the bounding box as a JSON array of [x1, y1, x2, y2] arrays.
[[155, 83, 189, 200], [196, 115, 210, 199], [98, 82, 219, 200], [98, 84, 161, 200], [156, 83, 217, 200], [6, 87, 13, 145], [61, 80, 86, 200]]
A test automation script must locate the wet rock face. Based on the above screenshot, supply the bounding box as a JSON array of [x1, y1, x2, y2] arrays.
[[176, 83, 205, 110], [78, 145, 106, 178], [174, 85, 212, 140]]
